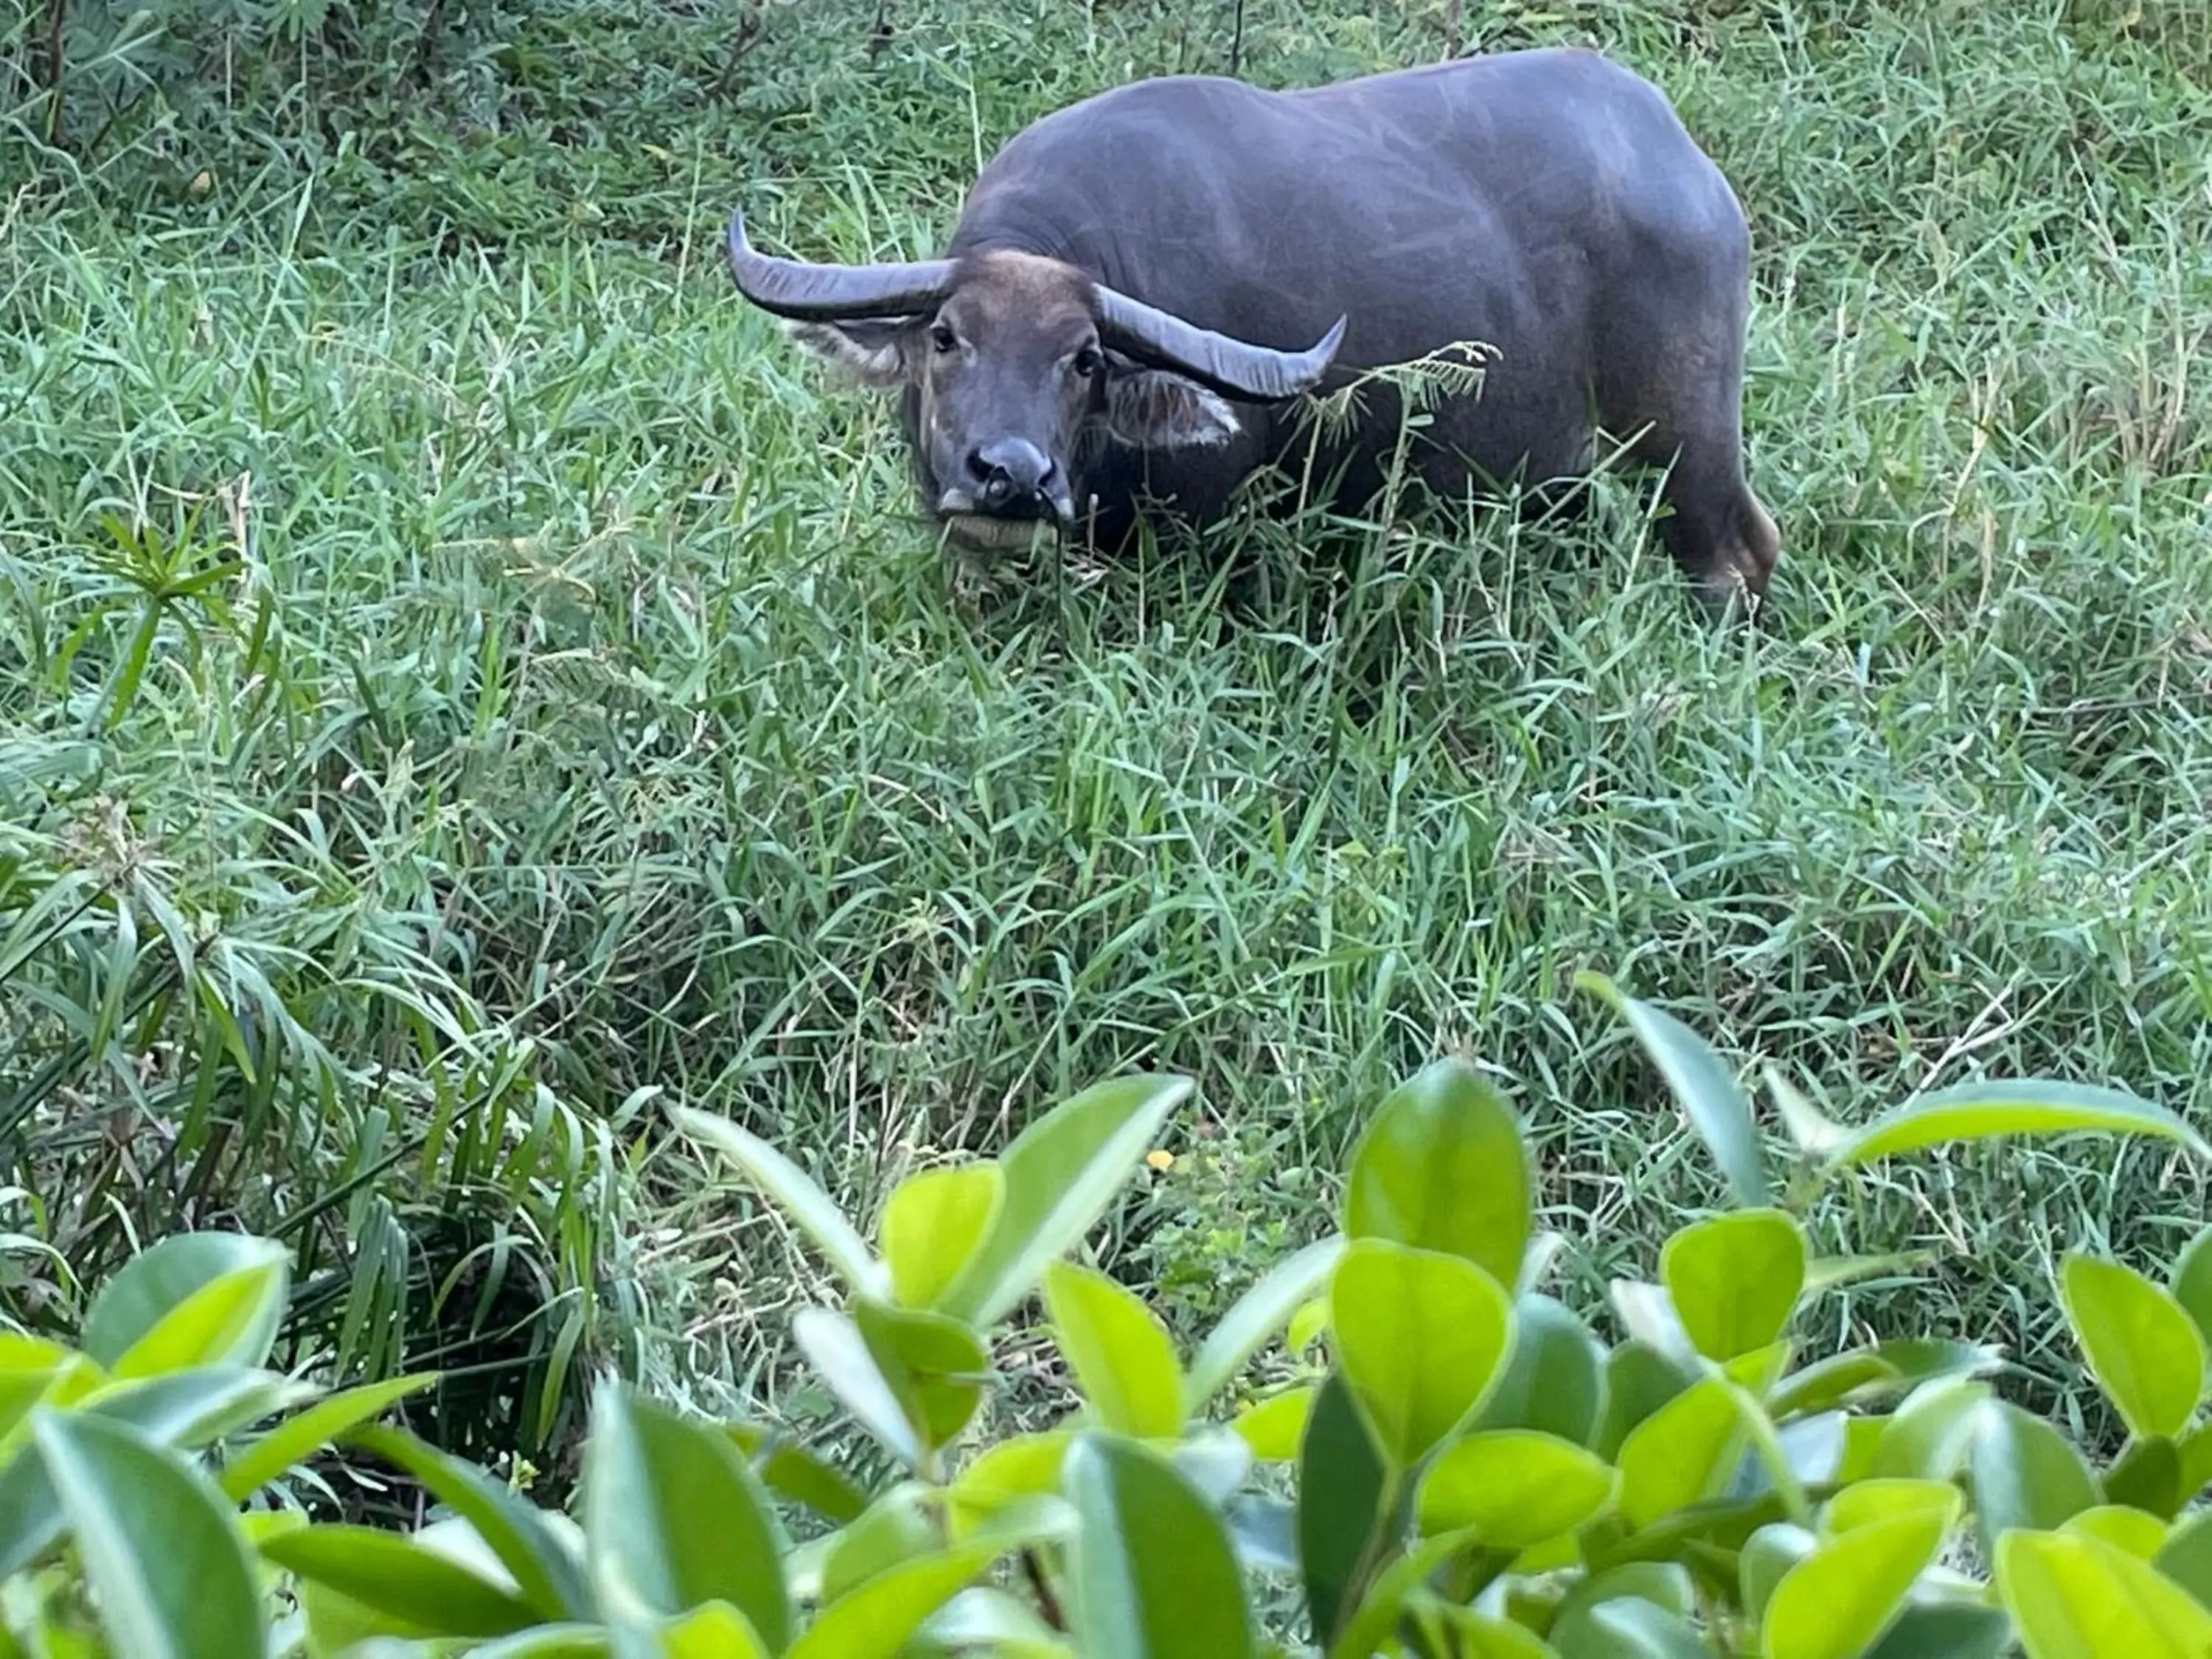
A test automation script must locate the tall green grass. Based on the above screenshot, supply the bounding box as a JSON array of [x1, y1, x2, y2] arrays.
[[2, 0, 2208, 1475]]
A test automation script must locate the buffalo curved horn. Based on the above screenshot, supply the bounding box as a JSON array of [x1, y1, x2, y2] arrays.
[[1093, 286, 1347, 403], [725, 207, 957, 320]]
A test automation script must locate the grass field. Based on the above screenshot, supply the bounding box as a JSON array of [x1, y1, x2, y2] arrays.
[[4, 0, 2210, 1481]]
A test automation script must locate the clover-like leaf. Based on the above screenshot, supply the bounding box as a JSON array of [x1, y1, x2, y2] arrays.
[[2058, 1253, 2208, 1441], [1329, 1238, 1514, 1468], [1660, 1210, 1806, 1363], [1343, 1059, 1530, 1287]]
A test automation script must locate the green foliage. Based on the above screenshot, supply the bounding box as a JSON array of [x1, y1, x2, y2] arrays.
[[11, 994, 2211, 1656]]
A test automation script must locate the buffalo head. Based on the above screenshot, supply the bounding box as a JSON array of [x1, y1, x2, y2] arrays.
[[725, 210, 1346, 552]]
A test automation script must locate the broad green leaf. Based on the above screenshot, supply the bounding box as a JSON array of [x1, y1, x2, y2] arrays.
[[2153, 1511, 2212, 1610], [1329, 1238, 1514, 1467], [260, 1524, 538, 1636], [31, 1409, 268, 1659], [1764, 1066, 1851, 1157], [0, 1366, 308, 1581], [1617, 1376, 1749, 1530], [1772, 1339, 2002, 1421], [1823, 1478, 1961, 1535], [470, 1627, 618, 1658], [1760, 1509, 1947, 1659], [1549, 1565, 1695, 1653], [936, 1075, 1193, 1329], [945, 1431, 1072, 1541], [1821, 1079, 2212, 1172], [1581, 1599, 1711, 1657], [2058, 1253, 2208, 1441], [2171, 1229, 2212, 1349], [908, 1587, 1076, 1659], [821, 1483, 941, 1604], [792, 1307, 923, 1467], [1416, 1431, 1619, 1547], [723, 1421, 872, 1525], [1593, 1342, 1696, 1461], [80, 1234, 291, 1374], [882, 1164, 1004, 1311], [1043, 1261, 1185, 1439], [1297, 1371, 1391, 1649], [2104, 1435, 2183, 1519], [670, 1105, 888, 1298], [1870, 1374, 1996, 1481], [790, 1544, 1006, 1659], [853, 1298, 992, 1453], [1184, 1237, 1346, 1413], [1472, 1293, 1609, 1448], [2060, 1505, 2168, 1559], [1064, 1433, 1256, 1659], [1863, 1604, 2014, 1658], [579, 1380, 789, 1645], [218, 1372, 437, 1502], [1969, 1401, 2099, 1562], [1342, 1058, 1531, 1287], [1325, 1526, 1492, 1659], [661, 1601, 772, 1658], [1577, 973, 1770, 1207], [347, 1423, 593, 1623], [1740, 1523, 1818, 1627], [1231, 1387, 1315, 1461], [1660, 1210, 1806, 1363], [1610, 1281, 1697, 1367], [1996, 1527, 2212, 1654], [1402, 1604, 1559, 1657]]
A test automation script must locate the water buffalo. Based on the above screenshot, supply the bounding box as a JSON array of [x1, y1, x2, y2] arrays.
[[725, 46, 1779, 617]]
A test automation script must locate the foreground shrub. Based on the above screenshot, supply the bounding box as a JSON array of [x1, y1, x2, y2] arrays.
[[4, 978, 2212, 1655]]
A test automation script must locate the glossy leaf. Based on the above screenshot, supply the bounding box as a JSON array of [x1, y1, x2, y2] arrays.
[[908, 1587, 1076, 1659], [1869, 1374, 1996, 1481], [2060, 1505, 2168, 1559], [1330, 1237, 1514, 1467], [1969, 1401, 2099, 1562], [1297, 1371, 1391, 1649], [32, 1409, 268, 1659], [1325, 1526, 1491, 1659], [881, 1164, 1004, 1312], [1043, 1262, 1186, 1439], [2104, 1434, 2183, 1520], [669, 1105, 889, 1298], [1416, 1430, 1619, 1547], [0, 1366, 308, 1581], [1997, 1527, 2212, 1654], [217, 1371, 437, 1503], [1760, 1509, 1947, 1659], [793, 1307, 924, 1468], [1472, 1293, 1609, 1448], [1342, 1058, 1531, 1287], [821, 1484, 940, 1604], [945, 1431, 1074, 1542], [1820, 1079, 2212, 1172], [661, 1601, 773, 1658], [1581, 1599, 1711, 1657], [1404, 1604, 1559, 1657], [1231, 1387, 1315, 1461], [1739, 1523, 1818, 1627], [580, 1380, 789, 1646], [1863, 1604, 2014, 1658], [1771, 1339, 2002, 1421], [1616, 1376, 1749, 1529], [1593, 1342, 1696, 1461], [790, 1544, 1006, 1659], [80, 1233, 291, 1375], [259, 1524, 539, 1637], [1184, 1237, 1345, 1413], [2153, 1511, 2212, 1610], [1064, 1433, 1256, 1659], [1578, 973, 1770, 1208], [1550, 1565, 1696, 1652], [853, 1298, 992, 1453], [1823, 1477, 1961, 1535], [347, 1423, 593, 1623], [724, 1422, 872, 1526], [1660, 1210, 1806, 1363], [937, 1074, 1194, 1329], [2171, 1229, 2212, 1349], [2058, 1253, 2207, 1441]]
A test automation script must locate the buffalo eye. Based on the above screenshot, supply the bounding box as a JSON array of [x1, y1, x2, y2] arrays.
[[931, 321, 957, 354], [1071, 345, 1102, 378]]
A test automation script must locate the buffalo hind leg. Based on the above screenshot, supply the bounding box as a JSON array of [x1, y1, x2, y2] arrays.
[[1645, 443, 1780, 624]]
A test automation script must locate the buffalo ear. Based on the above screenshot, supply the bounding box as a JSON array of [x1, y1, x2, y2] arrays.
[[785, 319, 911, 389], [1102, 369, 1242, 449]]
